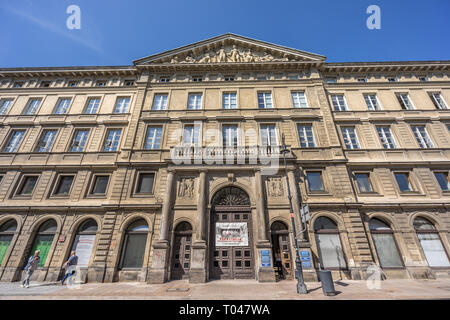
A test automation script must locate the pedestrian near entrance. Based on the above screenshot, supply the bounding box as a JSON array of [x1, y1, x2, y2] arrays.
[[21, 250, 41, 288], [61, 251, 78, 285]]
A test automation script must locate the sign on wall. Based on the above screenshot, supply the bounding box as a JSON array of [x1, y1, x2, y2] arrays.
[[71, 234, 96, 267], [260, 249, 271, 267], [300, 250, 312, 269], [215, 222, 248, 247]]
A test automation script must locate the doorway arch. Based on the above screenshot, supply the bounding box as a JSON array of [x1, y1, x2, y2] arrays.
[[270, 221, 293, 280], [209, 186, 254, 279], [171, 221, 192, 280]]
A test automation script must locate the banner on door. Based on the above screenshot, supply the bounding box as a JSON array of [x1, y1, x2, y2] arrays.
[[72, 234, 96, 267], [215, 222, 248, 246]]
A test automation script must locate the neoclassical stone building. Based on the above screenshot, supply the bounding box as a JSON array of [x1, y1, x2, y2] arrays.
[[0, 34, 449, 284]]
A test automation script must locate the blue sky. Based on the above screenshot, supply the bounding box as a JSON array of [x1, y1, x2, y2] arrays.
[[0, 0, 449, 67]]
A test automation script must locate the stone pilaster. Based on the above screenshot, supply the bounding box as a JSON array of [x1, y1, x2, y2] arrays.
[[147, 169, 175, 284]]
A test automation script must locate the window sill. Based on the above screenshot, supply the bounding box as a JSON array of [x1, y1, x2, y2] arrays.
[[132, 194, 155, 198], [85, 194, 107, 199], [398, 191, 424, 196]]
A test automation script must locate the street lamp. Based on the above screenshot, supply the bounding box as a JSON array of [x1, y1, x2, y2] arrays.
[[280, 133, 308, 294]]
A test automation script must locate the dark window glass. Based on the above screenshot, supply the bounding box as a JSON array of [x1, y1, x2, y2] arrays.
[[222, 251, 227, 257], [235, 251, 241, 257], [214, 251, 219, 257], [244, 261, 251, 267], [222, 260, 228, 267], [236, 261, 242, 267], [18, 176, 38, 195], [394, 173, 412, 192], [213, 261, 219, 267], [54, 176, 74, 195], [136, 173, 155, 194], [91, 176, 109, 195], [355, 173, 373, 192], [434, 172, 450, 191], [244, 250, 250, 257], [234, 214, 240, 220], [306, 172, 324, 191], [120, 220, 149, 268]]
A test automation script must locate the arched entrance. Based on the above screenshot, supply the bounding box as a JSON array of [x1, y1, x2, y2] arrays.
[[209, 186, 254, 279], [270, 221, 293, 280], [171, 221, 192, 280]]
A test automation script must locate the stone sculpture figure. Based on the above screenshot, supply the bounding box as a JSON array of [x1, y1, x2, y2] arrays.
[[230, 45, 242, 62], [217, 48, 226, 62], [199, 52, 211, 63], [179, 178, 194, 198], [244, 49, 254, 62]]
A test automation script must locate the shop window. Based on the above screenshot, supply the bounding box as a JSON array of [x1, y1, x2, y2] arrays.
[[413, 217, 450, 267], [369, 218, 403, 268], [119, 219, 149, 268], [314, 217, 347, 269]]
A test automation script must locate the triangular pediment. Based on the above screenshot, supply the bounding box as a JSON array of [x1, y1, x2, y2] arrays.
[[134, 33, 325, 65]]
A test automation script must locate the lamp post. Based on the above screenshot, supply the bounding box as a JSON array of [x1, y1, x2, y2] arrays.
[[280, 134, 307, 294]]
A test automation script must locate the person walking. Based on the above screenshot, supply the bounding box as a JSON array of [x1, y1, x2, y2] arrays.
[[21, 250, 41, 288], [61, 250, 78, 285]]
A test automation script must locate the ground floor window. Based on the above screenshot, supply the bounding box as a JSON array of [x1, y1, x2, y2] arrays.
[[119, 219, 149, 269], [314, 217, 347, 269], [414, 217, 450, 267], [369, 218, 403, 268], [30, 219, 57, 268], [71, 219, 98, 267], [0, 219, 17, 265]]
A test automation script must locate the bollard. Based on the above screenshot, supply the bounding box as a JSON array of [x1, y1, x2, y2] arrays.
[[319, 270, 336, 296]]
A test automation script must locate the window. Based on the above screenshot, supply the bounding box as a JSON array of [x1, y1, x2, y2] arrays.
[[222, 125, 238, 147], [183, 125, 200, 146], [306, 171, 324, 192], [330, 94, 347, 111], [369, 218, 403, 268], [397, 93, 414, 110], [430, 93, 448, 110], [434, 172, 450, 191], [364, 94, 381, 110], [136, 173, 155, 194], [411, 126, 433, 148], [222, 92, 237, 109], [159, 76, 170, 83], [224, 75, 235, 81], [95, 80, 106, 87], [90, 175, 109, 195], [314, 217, 346, 269], [355, 173, 373, 192], [297, 124, 315, 148], [341, 127, 359, 149], [414, 217, 450, 267], [257, 92, 273, 109], [29, 220, 57, 268], [260, 124, 278, 146], [326, 78, 337, 84], [35, 130, 57, 152], [376, 126, 396, 149], [71, 219, 97, 267], [68, 81, 79, 87], [144, 126, 162, 149], [187, 93, 202, 110], [387, 77, 397, 82], [0, 99, 13, 115], [192, 76, 203, 82], [53, 175, 74, 196], [3, 130, 25, 152], [23, 98, 41, 115], [84, 98, 100, 114], [124, 80, 135, 86], [114, 97, 130, 113], [119, 220, 149, 268], [357, 78, 367, 83], [152, 94, 168, 110], [291, 91, 308, 108], [40, 81, 51, 88], [17, 176, 38, 196], [53, 98, 71, 114], [419, 76, 428, 82], [103, 129, 122, 152], [13, 81, 24, 88], [394, 173, 413, 192], [70, 130, 90, 152], [0, 219, 17, 265]]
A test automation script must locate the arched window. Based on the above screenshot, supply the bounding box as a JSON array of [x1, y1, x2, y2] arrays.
[[71, 219, 98, 268], [369, 218, 403, 268], [0, 219, 17, 265], [171, 222, 192, 280], [314, 217, 347, 269], [414, 217, 450, 267], [119, 219, 149, 269], [30, 219, 57, 268]]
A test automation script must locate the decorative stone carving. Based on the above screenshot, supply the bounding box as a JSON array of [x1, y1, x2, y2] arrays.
[[212, 186, 250, 206], [161, 44, 300, 64], [267, 177, 284, 197], [178, 178, 195, 198]]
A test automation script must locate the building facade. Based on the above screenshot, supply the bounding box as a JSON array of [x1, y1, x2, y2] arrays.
[[0, 34, 449, 284]]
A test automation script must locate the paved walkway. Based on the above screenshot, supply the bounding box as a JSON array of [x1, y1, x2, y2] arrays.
[[1, 279, 450, 300]]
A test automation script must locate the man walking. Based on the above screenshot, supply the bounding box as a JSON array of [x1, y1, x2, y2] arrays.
[[61, 250, 78, 285], [21, 250, 41, 288]]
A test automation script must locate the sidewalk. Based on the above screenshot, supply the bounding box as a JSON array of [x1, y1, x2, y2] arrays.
[[1, 279, 450, 300]]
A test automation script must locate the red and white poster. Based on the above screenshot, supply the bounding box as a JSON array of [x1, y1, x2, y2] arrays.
[[215, 222, 248, 247]]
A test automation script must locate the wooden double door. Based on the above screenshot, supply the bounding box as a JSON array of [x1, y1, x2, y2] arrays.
[[210, 210, 255, 279]]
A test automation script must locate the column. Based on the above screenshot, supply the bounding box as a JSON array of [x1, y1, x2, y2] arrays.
[[190, 169, 207, 283], [147, 169, 174, 284], [255, 169, 276, 282]]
